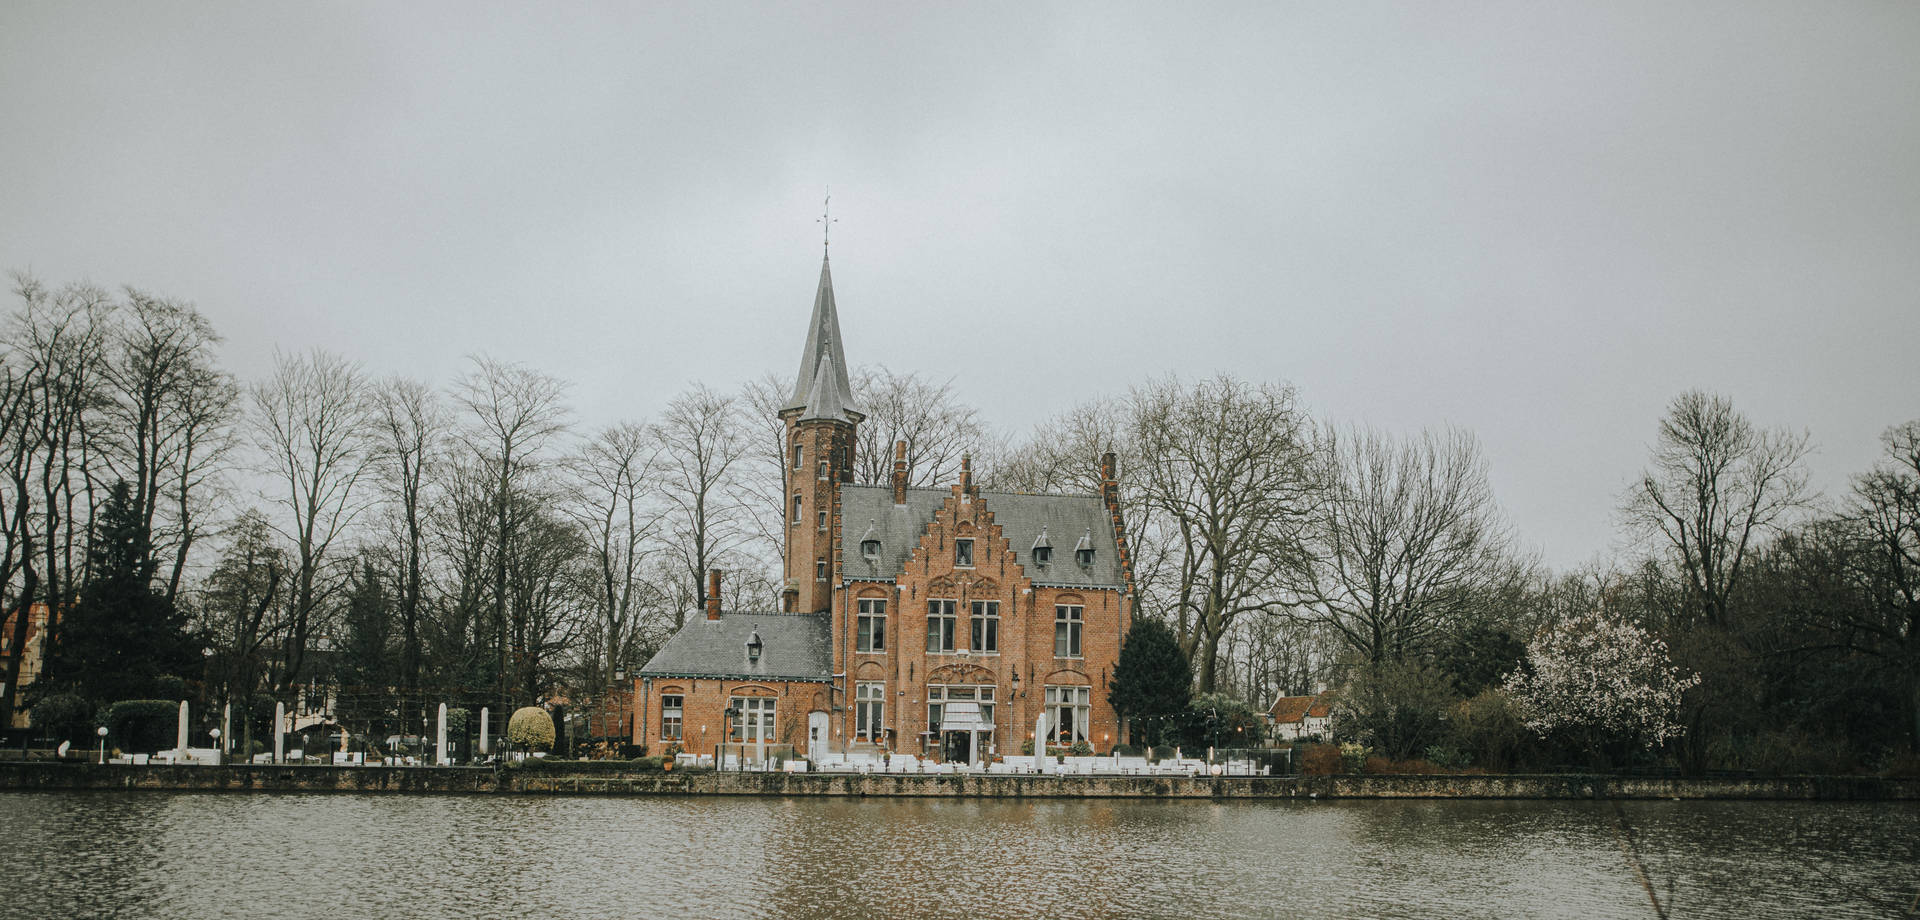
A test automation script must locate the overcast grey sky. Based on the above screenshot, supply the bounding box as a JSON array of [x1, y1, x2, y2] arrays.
[[2, 1, 1916, 571]]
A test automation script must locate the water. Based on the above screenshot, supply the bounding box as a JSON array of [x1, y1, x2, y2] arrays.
[[0, 792, 1913, 919]]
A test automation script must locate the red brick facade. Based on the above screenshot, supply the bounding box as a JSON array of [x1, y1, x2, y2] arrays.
[[633, 256, 1132, 762]]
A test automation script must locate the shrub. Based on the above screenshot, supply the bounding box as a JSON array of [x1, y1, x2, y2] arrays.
[[1069, 740, 1093, 756], [1300, 744, 1342, 775], [1112, 744, 1141, 757], [31, 693, 93, 744], [1424, 745, 1472, 770], [1339, 742, 1370, 773], [1364, 755, 1442, 775], [1448, 690, 1532, 772], [104, 700, 180, 753], [506, 706, 556, 752]]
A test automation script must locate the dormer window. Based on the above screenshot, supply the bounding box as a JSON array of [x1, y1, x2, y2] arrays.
[[1031, 526, 1053, 566], [1074, 528, 1094, 568], [746, 628, 763, 663], [954, 538, 974, 568], [862, 539, 880, 561]]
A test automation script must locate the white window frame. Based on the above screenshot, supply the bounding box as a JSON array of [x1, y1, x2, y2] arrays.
[[954, 538, 974, 567], [1046, 685, 1090, 744], [855, 682, 885, 741], [729, 697, 775, 743], [660, 694, 683, 741], [1054, 604, 1083, 658], [856, 598, 886, 653], [926, 599, 957, 653], [969, 600, 999, 654]]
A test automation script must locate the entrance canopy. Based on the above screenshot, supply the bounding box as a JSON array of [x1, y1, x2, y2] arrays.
[[939, 702, 993, 732]]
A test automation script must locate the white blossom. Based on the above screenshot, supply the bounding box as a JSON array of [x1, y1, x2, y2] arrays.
[[1505, 613, 1699, 751]]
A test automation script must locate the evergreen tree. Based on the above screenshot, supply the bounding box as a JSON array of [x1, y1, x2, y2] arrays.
[[44, 481, 193, 706], [1108, 617, 1193, 746], [336, 560, 396, 734]]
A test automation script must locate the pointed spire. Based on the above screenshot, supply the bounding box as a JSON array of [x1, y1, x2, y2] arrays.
[[799, 353, 854, 423], [784, 255, 860, 418]]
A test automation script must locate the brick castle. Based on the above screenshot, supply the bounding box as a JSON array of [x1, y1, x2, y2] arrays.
[[631, 252, 1135, 763]]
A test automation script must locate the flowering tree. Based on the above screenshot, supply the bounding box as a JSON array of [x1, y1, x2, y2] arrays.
[[1505, 613, 1698, 765]]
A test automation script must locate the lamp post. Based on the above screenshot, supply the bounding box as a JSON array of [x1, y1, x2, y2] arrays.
[[96, 725, 108, 764], [209, 728, 221, 765], [722, 701, 740, 771]]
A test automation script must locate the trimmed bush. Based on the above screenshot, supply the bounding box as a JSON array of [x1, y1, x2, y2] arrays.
[[104, 700, 181, 753], [506, 706, 556, 752]]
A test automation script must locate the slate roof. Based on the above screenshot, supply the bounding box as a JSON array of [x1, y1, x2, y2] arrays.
[[798, 354, 855, 424], [783, 256, 862, 419], [637, 612, 832, 682], [838, 484, 1127, 589]]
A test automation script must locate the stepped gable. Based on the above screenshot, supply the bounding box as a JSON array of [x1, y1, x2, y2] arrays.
[[837, 484, 1125, 588]]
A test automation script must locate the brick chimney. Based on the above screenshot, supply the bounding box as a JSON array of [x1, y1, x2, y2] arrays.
[[706, 569, 722, 621], [960, 452, 973, 494], [1100, 451, 1119, 509], [891, 439, 908, 504]]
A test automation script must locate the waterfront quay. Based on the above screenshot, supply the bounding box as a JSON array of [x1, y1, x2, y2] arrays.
[[3, 762, 1914, 800]]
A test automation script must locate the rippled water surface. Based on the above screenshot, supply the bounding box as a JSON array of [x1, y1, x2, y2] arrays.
[[0, 792, 1913, 919]]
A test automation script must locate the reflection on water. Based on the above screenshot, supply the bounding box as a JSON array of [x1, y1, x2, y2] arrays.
[[0, 792, 1912, 919]]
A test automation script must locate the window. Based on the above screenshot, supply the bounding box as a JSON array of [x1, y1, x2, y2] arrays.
[[818, 510, 828, 530], [1076, 547, 1094, 567], [815, 559, 827, 581], [857, 599, 886, 653], [791, 495, 801, 526], [818, 460, 828, 480], [926, 599, 957, 653], [855, 682, 885, 741], [861, 538, 880, 561], [793, 443, 803, 469], [970, 601, 999, 654], [1032, 545, 1052, 565], [1046, 686, 1090, 743], [954, 538, 974, 567], [660, 695, 683, 741], [928, 685, 995, 735], [1054, 605, 1083, 658], [729, 697, 775, 743]]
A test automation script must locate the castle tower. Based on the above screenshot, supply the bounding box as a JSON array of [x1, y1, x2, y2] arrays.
[[780, 255, 862, 613]]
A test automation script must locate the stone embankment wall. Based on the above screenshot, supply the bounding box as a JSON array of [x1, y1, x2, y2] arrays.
[[2, 763, 1916, 800]]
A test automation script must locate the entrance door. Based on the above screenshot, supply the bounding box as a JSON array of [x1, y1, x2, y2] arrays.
[[942, 731, 969, 764], [807, 711, 828, 757]]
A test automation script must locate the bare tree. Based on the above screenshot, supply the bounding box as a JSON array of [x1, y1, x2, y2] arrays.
[[97, 288, 236, 604], [1839, 420, 1920, 746], [1622, 390, 1811, 627], [249, 349, 375, 695], [653, 384, 751, 623], [452, 356, 570, 709], [372, 376, 447, 714], [1130, 376, 1318, 692], [738, 372, 795, 558], [849, 366, 986, 487], [1285, 426, 1526, 666], [565, 421, 667, 689]]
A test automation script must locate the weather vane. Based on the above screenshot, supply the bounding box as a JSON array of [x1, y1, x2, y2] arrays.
[[818, 187, 836, 253]]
